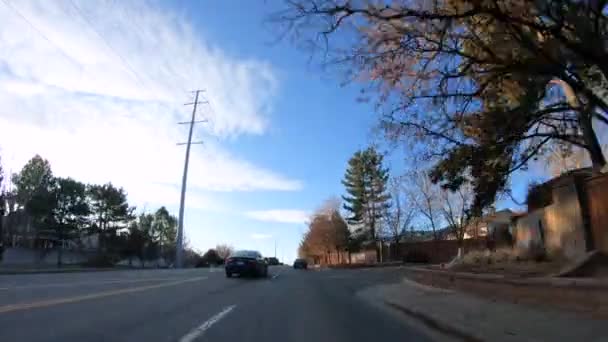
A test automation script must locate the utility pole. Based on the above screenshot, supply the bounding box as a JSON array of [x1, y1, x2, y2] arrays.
[[176, 90, 207, 268]]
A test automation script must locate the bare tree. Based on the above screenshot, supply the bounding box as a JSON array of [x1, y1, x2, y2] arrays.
[[440, 184, 474, 260], [272, 0, 608, 215], [384, 177, 416, 259], [407, 170, 442, 242], [215, 244, 234, 260]]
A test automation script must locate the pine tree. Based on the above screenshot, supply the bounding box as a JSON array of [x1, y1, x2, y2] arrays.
[[342, 150, 366, 226], [342, 147, 390, 249]]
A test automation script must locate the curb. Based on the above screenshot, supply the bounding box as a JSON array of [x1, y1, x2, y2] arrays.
[[404, 266, 608, 289], [324, 262, 405, 270], [403, 266, 608, 319], [383, 300, 482, 342]]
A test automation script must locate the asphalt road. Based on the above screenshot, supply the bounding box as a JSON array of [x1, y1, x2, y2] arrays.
[[0, 266, 431, 342]]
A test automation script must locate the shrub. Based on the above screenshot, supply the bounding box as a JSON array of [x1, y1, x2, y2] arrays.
[[458, 248, 528, 267]]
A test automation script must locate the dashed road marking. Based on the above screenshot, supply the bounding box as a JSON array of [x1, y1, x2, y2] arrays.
[[0, 276, 207, 314], [179, 305, 236, 342]]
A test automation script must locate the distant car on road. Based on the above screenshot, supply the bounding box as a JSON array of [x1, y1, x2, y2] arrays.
[[266, 257, 280, 265], [225, 250, 268, 278], [293, 258, 308, 269]]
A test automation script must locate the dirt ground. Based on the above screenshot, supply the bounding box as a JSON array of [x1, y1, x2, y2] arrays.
[[449, 260, 565, 277]]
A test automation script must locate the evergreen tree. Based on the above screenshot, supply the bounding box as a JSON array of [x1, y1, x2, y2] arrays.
[[12, 155, 54, 213], [48, 177, 90, 267], [342, 147, 390, 246], [87, 183, 134, 251]]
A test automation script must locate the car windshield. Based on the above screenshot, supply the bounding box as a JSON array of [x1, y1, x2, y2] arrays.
[[231, 250, 258, 258]]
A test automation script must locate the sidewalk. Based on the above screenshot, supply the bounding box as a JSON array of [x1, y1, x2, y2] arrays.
[[360, 278, 607, 342]]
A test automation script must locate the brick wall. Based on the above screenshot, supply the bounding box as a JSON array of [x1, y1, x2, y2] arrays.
[[395, 239, 487, 264], [585, 174, 608, 253]]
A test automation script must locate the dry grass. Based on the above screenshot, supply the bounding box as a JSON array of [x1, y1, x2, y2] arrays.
[[451, 248, 565, 277]]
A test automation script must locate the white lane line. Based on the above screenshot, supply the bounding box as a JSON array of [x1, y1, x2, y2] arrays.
[[271, 273, 280, 280], [179, 305, 236, 342]]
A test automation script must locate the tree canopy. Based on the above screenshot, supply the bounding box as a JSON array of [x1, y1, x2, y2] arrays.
[[12, 155, 54, 214], [342, 146, 390, 241], [87, 183, 134, 233], [299, 198, 350, 263], [275, 0, 608, 215], [4, 154, 183, 267], [47, 177, 90, 266], [215, 244, 235, 260]]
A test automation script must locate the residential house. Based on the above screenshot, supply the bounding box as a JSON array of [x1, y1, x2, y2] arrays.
[[513, 168, 608, 260]]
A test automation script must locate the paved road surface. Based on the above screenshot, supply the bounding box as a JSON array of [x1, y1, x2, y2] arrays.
[[0, 266, 431, 342]]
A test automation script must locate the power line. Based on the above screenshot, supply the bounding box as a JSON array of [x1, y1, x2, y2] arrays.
[[1, 0, 75, 63], [67, 0, 162, 101], [120, 3, 190, 96]]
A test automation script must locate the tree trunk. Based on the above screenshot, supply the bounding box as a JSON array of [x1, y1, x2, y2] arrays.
[[580, 112, 607, 170], [456, 236, 464, 260], [393, 240, 400, 261], [555, 79, 607, 170], [57, 239, 63, 268]]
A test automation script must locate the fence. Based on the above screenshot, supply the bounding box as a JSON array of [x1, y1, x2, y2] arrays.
[[304, 239, 488, 266], [585, 174, 608, 253], [394, 239, 487, 264]]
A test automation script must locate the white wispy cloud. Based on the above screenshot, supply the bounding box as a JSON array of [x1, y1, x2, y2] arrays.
[[245, 210, 309, 224], [0, 0, 301, 210], [250, 233, 273, 240]]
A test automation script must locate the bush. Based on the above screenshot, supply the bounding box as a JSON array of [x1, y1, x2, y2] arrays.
[[403, 250, 431, 263], [459, 248, 519, 266], [458, 247, 549, 267]]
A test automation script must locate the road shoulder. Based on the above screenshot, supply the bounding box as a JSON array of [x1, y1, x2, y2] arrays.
[[359, 277, 607, 342]]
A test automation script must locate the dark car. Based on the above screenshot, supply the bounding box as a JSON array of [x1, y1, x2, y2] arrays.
[[225, 250, 268, 278], [266, 257, 280, 265], [293, 258, 308, 269]]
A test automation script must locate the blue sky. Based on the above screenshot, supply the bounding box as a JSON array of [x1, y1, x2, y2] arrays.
[[0, 1, 570, 263], [178, 1, 382, 261], [0, 0, 383, 263]]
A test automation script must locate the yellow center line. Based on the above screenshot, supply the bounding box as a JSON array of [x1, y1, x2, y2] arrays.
[[0, 276, 207, 314], [1, 277, 195, 290]]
